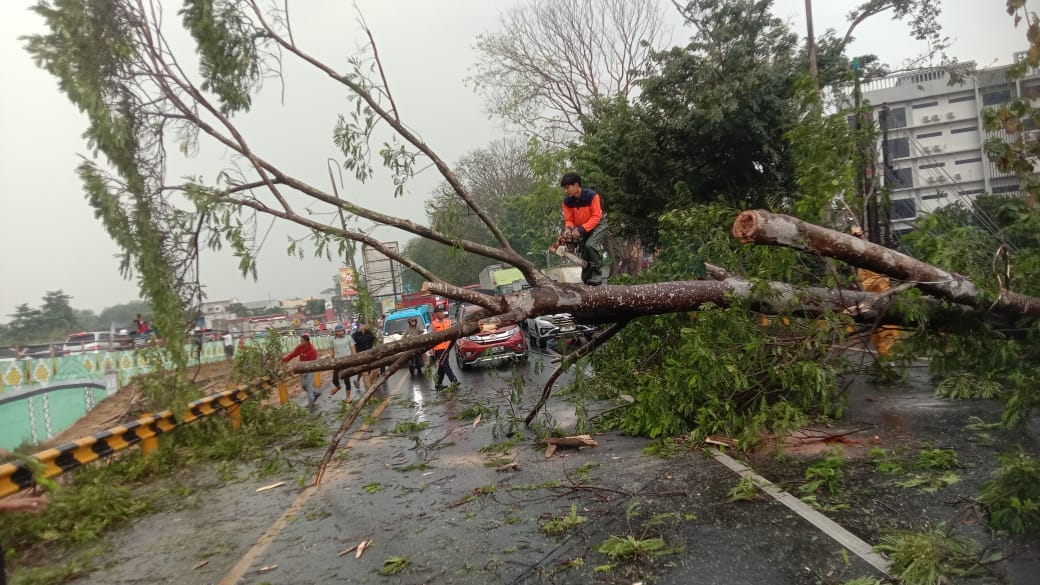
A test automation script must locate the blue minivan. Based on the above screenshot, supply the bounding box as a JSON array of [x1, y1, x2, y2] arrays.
[[382, 306, 433, 343]]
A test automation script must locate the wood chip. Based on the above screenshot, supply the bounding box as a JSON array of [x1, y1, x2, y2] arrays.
[[495, 462, 520, 472], [338, 543, 360, 557], [472, 414, 481, 429], [258, 564, 278, 573], [705, 436, 736, 448], [544, 443, 557, 458], [255, 481, 286, 493], [356, 539, 371, 559], [539, 434, 598, 448], [192, 560, 208, 570]]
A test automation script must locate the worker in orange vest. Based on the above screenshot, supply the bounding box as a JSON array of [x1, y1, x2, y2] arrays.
[[431, 308, 458, 390]]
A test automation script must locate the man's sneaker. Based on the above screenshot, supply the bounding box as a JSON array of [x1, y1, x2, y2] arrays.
[[313, 392, 322, 402]]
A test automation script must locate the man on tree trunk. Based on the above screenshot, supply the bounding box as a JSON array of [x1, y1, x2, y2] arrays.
[[560, 172, 607, 286]]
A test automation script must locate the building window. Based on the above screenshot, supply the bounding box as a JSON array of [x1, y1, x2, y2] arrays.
[[920, 162, 946, 169], [948, 95, 975, 104], [916, 131, 942, 139], [962, 189, 984, 195], [891, 198, 917, 219], [951, 127, 978, 134], [921, 193, 948, 201], [911, 101, 939, 109], [955, 157, 982, 165], [982, 88, 1013, 106], [886, 167, 914, 189], [880, 107, 907, 129], [887, 137, 910, 159], [992, 184, 1021, 194]]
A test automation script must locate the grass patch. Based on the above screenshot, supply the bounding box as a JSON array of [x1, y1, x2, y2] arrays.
[[727, 476, 760, 502], [596, 535, 681, 560], [363, 483, 382, 494], [392, 420, 429, 435], [540, 505, 587, 536], [978, 449, 1040, 534], [377, 556, 410, 576], [875, 523, 981, 585]]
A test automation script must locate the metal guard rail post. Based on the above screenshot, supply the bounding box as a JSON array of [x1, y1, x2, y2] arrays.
[[0, 375, 280, 497], [0, 410, 177, 497]]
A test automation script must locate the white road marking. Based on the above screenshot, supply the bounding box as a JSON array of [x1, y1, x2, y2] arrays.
[[710, 449, 892, 577]]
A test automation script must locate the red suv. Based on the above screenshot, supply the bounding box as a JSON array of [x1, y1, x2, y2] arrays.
[[453, 303, 528, 369]]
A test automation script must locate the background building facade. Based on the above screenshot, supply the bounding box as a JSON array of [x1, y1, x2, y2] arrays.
[[861, 54, 1038, 236]]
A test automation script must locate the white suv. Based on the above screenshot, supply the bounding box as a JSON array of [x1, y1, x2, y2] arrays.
[[62, 331, 115, 354]]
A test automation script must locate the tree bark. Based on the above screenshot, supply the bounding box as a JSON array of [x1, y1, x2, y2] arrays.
[[291, 274, 993, 375], [732, 210, 1040, 318]]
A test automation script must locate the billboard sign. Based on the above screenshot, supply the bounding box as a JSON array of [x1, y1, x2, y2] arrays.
[[338, 267, 357, 298], [362, 242, 402, 299]]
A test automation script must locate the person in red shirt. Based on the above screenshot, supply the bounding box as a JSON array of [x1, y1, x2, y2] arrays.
[[560, 172, 607, 285], [282, 334, 322, 406]]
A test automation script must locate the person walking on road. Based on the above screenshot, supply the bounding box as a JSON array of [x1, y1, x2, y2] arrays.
[[222, 332, 234, 360], [282, 334, 322, 407], [560, 172, 607, 286], [351, 322, 377, 391], [330, 324, 356, 401], [400, 317, 426, 376], [431, 308, 458, 390]]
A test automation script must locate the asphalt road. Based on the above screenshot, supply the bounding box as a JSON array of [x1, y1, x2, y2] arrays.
[[60, 350, 1038, 585]]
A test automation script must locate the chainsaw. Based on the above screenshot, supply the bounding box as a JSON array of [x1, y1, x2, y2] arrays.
[[549, 234, 585, 266]]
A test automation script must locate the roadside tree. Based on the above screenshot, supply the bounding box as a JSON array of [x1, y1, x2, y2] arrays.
[[24, 0, 1040, 473]]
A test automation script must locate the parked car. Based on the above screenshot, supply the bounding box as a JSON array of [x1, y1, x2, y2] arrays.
[[523, 313, 595, 349], [62, 331, 138, 354], [382, 306, 433, 343], [453, 303, 527, 370]]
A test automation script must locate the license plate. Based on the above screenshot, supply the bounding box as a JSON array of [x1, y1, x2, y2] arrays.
[[561, 325, 575, 332], [489, 346, 505, 354]]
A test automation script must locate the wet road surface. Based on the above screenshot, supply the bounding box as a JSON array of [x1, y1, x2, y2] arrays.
[[65, 352, 1038, 584]]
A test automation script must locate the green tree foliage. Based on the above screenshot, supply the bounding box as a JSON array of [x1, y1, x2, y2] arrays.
[[402, 138, 564, 286], [899, 196, 1040, 426], [0, 291, 106, 344], [574, 0, 800, 245], [96, 300, 151, 330], [26, 0, 193, 380], [304, 299, 326, 316], [226, 302, 250, 318], [587, 205, 851, 444]]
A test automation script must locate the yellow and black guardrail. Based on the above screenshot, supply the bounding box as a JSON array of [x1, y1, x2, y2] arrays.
[[0, 375, 282, 498]]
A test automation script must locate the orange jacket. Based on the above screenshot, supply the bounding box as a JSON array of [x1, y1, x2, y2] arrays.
[[432, 316, 452, 351], [563, 188, 603, 236]]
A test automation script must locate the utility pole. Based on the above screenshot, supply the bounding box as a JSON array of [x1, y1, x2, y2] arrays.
[[852, 57, 879, 243], [805, 0, 819, 93]]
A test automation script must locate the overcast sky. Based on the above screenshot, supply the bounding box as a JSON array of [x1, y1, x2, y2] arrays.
[[0, 0, 1021, 318]]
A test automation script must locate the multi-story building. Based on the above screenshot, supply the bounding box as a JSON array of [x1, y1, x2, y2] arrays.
[[860, 54, 1038, 236]]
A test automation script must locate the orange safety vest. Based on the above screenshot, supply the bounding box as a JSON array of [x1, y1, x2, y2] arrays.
[[432, 316, 451, 351]]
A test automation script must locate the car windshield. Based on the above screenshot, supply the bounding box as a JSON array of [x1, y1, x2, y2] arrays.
[[384, 318, 414, 335], [65, 334, 95, 344]]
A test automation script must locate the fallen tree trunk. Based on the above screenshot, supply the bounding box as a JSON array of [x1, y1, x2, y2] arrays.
[[292, 274, 1007, 375], [732, 210, 1040, 318]]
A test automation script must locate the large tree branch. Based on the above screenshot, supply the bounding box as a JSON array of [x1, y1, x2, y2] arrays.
[[524, 320, 630, 427], [244, 2, 545, 285], [732, 210, 1040, 318]]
